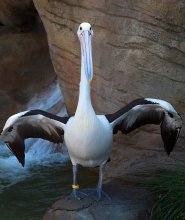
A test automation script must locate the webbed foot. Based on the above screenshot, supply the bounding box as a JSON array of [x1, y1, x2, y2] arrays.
[[68, 189, 88, 200], [88, 188, 111, 201]]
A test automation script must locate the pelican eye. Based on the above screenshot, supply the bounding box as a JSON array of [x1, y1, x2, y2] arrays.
[[80, 26, 82, 31], [90, 27, 92, 31]]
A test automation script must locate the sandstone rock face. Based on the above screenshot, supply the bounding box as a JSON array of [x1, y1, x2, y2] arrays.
[[0, 2, 56, 128], [33, 0, 185, 176], [34, 0, 185, 114]]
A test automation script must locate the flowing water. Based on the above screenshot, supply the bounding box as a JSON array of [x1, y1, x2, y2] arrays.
[[0, 82, 98, 220]]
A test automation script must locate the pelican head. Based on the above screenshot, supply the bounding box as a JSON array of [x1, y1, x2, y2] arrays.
[[77, 22, 93, 82]]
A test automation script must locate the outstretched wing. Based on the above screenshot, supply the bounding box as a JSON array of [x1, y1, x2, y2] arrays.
[[106, 98, 182, 155], [0, 110, 70, 166]]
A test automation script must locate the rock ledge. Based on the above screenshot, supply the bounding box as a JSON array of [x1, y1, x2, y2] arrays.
[[43, 179, 151, 220]]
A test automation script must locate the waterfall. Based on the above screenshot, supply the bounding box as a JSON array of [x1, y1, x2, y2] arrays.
[[0, 80, 69, 193]]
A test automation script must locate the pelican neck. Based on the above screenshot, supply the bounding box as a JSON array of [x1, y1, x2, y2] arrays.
[[75, 54, 95, 118]]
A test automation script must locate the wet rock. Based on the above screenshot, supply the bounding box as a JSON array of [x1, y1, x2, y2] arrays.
[[43, 179, 151, 220]]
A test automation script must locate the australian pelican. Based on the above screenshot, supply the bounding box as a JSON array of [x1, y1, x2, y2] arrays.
[[0, 22, 182, 200]]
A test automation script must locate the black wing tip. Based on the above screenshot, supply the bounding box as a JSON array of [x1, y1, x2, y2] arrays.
[[15, 153, 25, 167], [14, 153, 25, 167], [166, 150, 172, 156], [12, 151, 25, 167], [20, 159, 25, 167], [3, 141, 25, 167], [164, 143, 175, 156]]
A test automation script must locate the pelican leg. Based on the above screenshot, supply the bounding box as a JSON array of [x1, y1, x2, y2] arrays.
[[68, 164, 87, 200], [90, 162, 111, 201]]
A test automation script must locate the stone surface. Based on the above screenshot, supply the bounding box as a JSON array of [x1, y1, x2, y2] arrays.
[[33, 0, 185, 177], [43, 179, 151, 220], [33, 0, 185, 115], [0, 1, 37, 29], [0, 2, 56, 128]]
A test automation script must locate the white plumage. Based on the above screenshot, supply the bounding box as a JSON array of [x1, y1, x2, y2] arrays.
[[65, 115, 112, 167], [145, 98, 176, 113]]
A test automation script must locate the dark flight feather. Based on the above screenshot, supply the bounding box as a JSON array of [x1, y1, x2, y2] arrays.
[[106, 98, 182, 155], [1, 110, 70, 166]]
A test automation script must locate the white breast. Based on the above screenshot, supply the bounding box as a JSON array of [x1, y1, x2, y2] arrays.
[[64, 115, 113, 167]]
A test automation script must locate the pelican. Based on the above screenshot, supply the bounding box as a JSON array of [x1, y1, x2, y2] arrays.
[[0, 22, 182, 200]]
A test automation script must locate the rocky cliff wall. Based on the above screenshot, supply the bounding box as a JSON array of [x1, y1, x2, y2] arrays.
[[0, 1, 56, 128], [33, 0, 185, 114]]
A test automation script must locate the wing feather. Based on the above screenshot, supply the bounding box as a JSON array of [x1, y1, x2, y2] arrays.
[[0, 110, 70, 166], [105, 98, 182, 155]]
